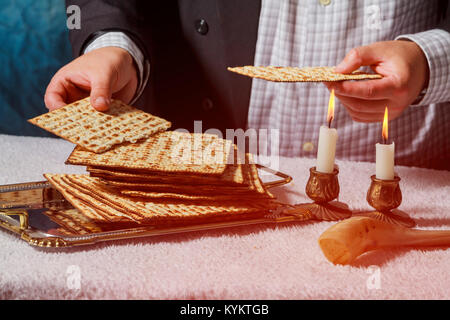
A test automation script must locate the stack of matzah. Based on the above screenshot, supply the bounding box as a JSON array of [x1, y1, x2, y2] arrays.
[[29, 97, 278, 235]]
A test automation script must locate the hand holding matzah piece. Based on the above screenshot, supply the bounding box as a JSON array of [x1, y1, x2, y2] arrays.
[[227, 66, 382, 82]]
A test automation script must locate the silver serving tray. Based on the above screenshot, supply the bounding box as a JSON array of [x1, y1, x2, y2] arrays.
[[0, 166, 321, 248]]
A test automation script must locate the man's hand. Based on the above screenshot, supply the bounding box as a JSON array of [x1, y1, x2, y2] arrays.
[[44, 47, 138, 111], [326, 40, 429, 122]]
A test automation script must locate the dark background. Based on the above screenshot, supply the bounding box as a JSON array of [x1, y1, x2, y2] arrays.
[[0, 0, 72, 137]]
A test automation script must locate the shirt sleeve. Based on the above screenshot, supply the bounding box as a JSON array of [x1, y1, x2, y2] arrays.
[[395, 29, 450, 106], [83, 31, 150, 105]]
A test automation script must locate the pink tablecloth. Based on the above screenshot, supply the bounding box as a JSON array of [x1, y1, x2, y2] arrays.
[[0, 134, 449, 299]]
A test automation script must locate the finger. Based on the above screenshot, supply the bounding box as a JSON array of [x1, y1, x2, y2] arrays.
[[44, 76, 68, 110], [335, 94, 388, 115], [323, 84, 394, 121], [45, 76, 90, 110], [335, 45, 380, 74], [327, 77, 395, 100], [89, 71, 116, 111], [44, 91, 67, 111], [349, 115, 373, 123], [111, 76, 138, 104], [343, 108, 384, 123], [65, 82, 90, 102], [346, 109, 402, 123]]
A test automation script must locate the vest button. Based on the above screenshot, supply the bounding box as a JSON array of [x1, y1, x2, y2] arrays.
[[202, 98, 214, 111], [195, 19, 209, 35]]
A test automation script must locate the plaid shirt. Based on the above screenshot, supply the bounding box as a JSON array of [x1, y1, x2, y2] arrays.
[[248, 0, 450, 168], [85, 0, 450, 168]]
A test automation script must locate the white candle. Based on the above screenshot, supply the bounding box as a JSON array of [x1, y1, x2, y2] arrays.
[[316, 125, 338, 173], [316, 89, 337, 173], [376, 142, 395, 180], [375, 107, 395, 180]]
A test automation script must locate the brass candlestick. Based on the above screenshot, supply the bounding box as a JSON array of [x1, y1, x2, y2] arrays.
[[294, 166, 352, 221], [354, 175, 415, 228]]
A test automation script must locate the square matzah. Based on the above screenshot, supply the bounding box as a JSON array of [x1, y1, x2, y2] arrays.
[[28, 97, 171, 153], [227, 66, 382, 82], [66, 131, 234, 175]]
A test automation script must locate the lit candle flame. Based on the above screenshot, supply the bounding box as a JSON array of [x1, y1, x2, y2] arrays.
[[382, 107, 388, 143], [327, 89, 335, 128]]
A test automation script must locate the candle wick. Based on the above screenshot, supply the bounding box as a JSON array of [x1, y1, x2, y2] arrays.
[[328, 117, 333, 129], [383, 137, 387, 145]]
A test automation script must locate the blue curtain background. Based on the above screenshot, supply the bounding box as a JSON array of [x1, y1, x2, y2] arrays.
[[0, 0, 72, 136]]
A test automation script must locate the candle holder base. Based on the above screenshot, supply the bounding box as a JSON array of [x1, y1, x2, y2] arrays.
[[353, 210, 415, 228], [361, 175, 415, 228], [293, 201, 352, 221], [302, 167, 352, 221]]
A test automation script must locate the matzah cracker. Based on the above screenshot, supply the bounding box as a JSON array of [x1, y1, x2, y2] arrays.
[[95, 166, 273, 198], [66, 131, 234, 175], [101, 179, 250, 192], [86, 151, 273, 198], [112, 181, 272, 198], [86, 166, 240, 186], [44, 174, 139, 223], [117, 185, 271, 197], [87, 168, 229, 186], [50, 208, 273, 234], [120, 190, 268, 201], [59, 175, 144, 222], [227, 66, 382, 82], [71, 173, 276, 221], [46, 174, 276, 223], [86, 153, 263, 187], [45, 208, 104, 235], [29, 97, 171, 153], [96, 178, 272, 198], [45, 208, 140, 235]]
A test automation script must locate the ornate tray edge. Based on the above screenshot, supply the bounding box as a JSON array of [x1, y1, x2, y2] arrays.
[[0, 166, 297, 248]]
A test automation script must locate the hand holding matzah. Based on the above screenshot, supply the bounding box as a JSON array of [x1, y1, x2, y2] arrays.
[[325, 40, 430, 123], [44, 47, 138, 111]]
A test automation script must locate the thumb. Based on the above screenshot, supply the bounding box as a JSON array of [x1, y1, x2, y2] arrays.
[[89, 74, 114, 111], [335, 45, 379, 74]]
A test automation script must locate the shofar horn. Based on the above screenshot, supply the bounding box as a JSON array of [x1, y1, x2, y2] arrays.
[[318, 216, 450, 265]]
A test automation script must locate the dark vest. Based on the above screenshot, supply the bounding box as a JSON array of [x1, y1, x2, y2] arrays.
[[67, 0, 261, 133]]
